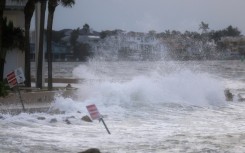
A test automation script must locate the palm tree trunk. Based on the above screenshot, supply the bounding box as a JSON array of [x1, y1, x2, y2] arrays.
[[47, 0, 57, 90], [36, 0, 47, 89], [0, 0, 6, 82], [24, 0, 35, 87]]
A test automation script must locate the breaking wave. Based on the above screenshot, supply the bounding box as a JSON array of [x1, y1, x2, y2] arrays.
[[71, 62, 226, 111]]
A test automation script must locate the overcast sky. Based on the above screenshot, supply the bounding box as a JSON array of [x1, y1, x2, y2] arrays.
[[50, 0, 245, 33]]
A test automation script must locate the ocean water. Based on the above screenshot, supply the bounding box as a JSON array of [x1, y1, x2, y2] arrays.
[[1, 60, 245, 153]]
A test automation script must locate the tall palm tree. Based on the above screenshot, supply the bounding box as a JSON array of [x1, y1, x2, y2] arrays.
[[36, 0, 47, 89], [24, 0, 35, 87], [0, 0, 6, 82], [46, 0, 75, 90], [199, 21, 209, 34]]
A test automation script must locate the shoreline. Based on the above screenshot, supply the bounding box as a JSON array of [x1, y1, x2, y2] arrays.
[[0, 87, 77, 114]]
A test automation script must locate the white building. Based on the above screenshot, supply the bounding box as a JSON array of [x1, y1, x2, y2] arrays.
[[93, 32, 166, 61]]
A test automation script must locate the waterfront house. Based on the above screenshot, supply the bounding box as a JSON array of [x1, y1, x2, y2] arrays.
[[217, 36, 245, 59], [30, 30, 71, 62]]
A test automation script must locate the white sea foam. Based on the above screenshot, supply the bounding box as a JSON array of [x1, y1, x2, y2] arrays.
[[72, 62, 226, 110], [2, 61, 245, 153]]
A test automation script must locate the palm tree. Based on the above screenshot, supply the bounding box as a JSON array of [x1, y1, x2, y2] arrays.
[[3, 18, 24, 50], [199, 21, 209, 34], [0, 0, 6, 81], [83, 23, 90, 34], [24, 0, 35, 87], [46, 0, 75, 90], [36, 0, 47, 89], [1, 18, 24, 81]]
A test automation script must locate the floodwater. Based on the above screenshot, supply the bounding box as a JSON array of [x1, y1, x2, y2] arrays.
[[1, 60, 245, 153]]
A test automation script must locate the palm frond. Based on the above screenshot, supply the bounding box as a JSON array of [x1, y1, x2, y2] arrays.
[[60, 0, 75, 8]]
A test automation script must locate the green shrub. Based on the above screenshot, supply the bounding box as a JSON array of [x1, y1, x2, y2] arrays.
[[0, 82, 8, 97]]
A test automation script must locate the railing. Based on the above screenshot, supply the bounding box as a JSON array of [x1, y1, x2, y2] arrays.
[[5, 0, 27, 10]]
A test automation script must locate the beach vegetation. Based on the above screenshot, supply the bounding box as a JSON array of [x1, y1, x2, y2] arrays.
[[0, 81, 8, 97], [0, 18, 24, 82], [210, 25, 241, 42]]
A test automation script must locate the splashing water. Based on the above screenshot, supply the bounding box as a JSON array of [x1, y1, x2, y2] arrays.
[[2, 60, 245, 153], [73, 61, 226, 109]]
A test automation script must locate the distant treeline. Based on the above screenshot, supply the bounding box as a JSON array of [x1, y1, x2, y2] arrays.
[[49, 22, 243, 61]]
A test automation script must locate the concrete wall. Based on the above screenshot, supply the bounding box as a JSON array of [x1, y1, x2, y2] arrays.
[[4, 50, 25, 78]]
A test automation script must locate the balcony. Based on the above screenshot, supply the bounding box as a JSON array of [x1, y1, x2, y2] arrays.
[[5, 0, 27, 10]]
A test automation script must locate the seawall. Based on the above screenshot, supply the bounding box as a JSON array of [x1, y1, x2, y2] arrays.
[[0, 88, 77, 114]]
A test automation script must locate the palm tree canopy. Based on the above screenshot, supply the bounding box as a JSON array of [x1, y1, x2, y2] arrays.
[[3, 17, 24, 51], [59, 0, 75, 7], [199, 21, 209, 33], [48, 0, 75, 12]]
